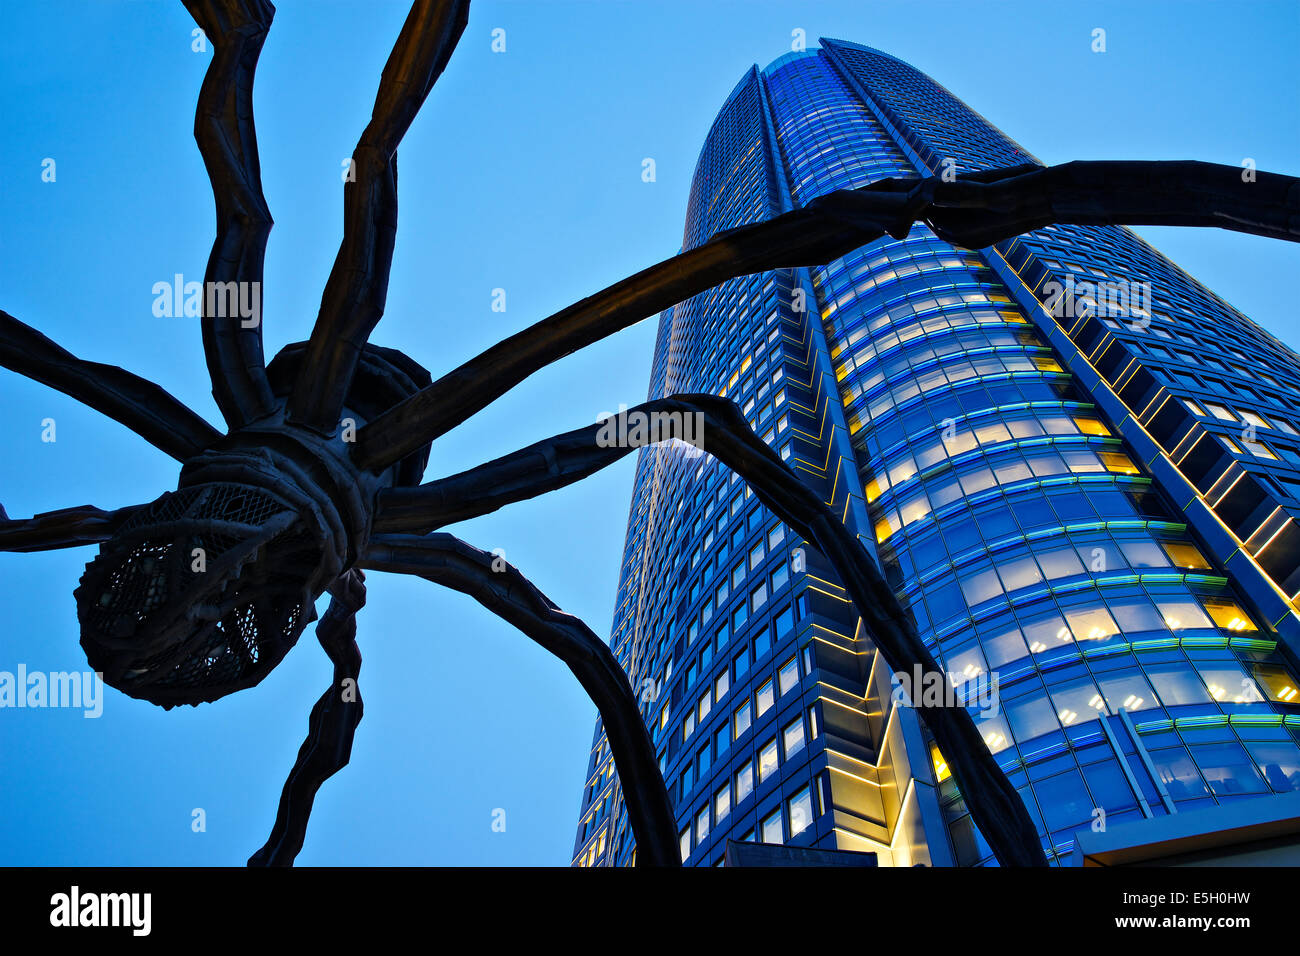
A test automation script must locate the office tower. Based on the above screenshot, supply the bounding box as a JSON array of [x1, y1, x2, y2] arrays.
[[572, 40, 1300, 867]]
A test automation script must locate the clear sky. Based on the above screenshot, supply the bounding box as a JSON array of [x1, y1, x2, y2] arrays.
[[0, 0, 1296, 865]]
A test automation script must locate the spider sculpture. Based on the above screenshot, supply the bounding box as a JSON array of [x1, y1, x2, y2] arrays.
[[2, 0, 1297, 867]]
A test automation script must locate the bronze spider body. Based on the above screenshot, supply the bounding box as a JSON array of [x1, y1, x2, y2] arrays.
[[3, 0, 1297, 866]]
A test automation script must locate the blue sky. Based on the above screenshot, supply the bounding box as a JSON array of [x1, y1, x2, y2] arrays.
[[0, 0, 1296, 865]]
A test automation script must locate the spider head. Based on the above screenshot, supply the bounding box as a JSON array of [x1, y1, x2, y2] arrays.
[[74, 342, 432, 709], [75, 468, 345, 709]]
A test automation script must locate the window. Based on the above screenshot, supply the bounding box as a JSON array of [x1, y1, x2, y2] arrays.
[[715, 670, 730, 701], [757, 679, 775, 717], [1205, 402, 1236, 422], [734, 699, 752, 739], [783, 716, 806, 757], [695, 805, 710, 844], [1098, 450, 1140, 475], [1244, 439, 1278, 460], [734, 647, 750, 678], [683, 712, 695, 741], [698, 691, 711, 722], [1074, 417, 1110, 436], [778, 656, 800, 696], [714, 784, 731, 823], [1241, 410, 1273, 430], [679, 828, 690, 862], [1162, 541, 1211, 570], [1202, 599, 1257, 632], [751, 581, 768, 613], [714, 724, 730, 758], [788, 786, 814, 837], [735, 761, 754, 804], [761, 809, 783, 844], [759, 738, 779, 782]]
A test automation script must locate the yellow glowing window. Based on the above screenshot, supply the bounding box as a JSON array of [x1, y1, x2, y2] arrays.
[[1032, 355, 1065, 373], [1251, 665, 1300, 703], [1098, 450, 1140, 475], [740, 355, 752, 374], [864, 475, 886, 503], [874, 512, 900, 543], [1162, 541, 1211, 570], [1073, 417, 1111, 437], [1202, 599, 1257, 633], [930, 743, 951, 783]]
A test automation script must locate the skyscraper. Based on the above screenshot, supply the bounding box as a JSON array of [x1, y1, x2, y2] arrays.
[[571, 39, 1300, 867]]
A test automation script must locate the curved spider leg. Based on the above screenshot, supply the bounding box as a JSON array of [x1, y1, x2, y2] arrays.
[[352, 160, 1300, 473], [372, 395, 1049, 866], [184, 0, 279, 429], [0, 309, 221, 461], [924, 159, 1300, 250], [359, 534, 681, 867], [0, 503, 140, 553], [249, 569, 367, 867], [284, 0, 471, 434]]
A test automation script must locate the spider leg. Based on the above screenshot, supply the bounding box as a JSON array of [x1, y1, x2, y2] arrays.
[[284, 0, 470, 434], [0, 503, 139, 553], [0, 309, 221, 460], [352, 160, 1300, 473], [359, 533, 681, 867], [372, 394, 1049, 866], [248, 569, 367, 867], [184, 0, 278, 429]]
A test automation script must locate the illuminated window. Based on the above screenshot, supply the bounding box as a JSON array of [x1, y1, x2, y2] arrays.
[[1098, 450, 1141, 475], [874, 512, 900, 543], [1251, 664, 1300, 703], [1156, 597, 1214, 631], [1073, 417, 1111, 436], [1032, 355, 1065, 373], [1065, 606, 1118, 642], [1205, 402, 1237, 422], [715, 670, 730, 702], [930, 743, 951, 782], [1183, 399, 1206, 417], [756, 678, 775, 717], [1162, 541, 1211, 570], [1201, 598, 1257, 633]]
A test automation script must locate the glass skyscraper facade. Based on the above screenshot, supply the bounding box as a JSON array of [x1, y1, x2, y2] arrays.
[[571, 39, 1300, 867]]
